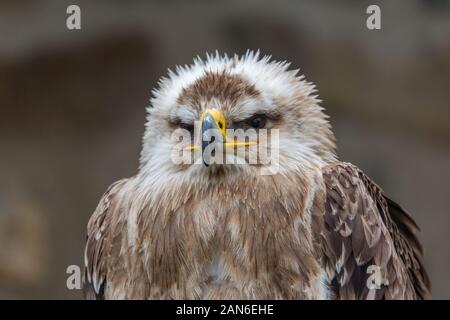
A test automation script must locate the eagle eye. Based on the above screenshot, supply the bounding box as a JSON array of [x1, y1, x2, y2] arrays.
[[247, 115, 267, 129], [179, 122, 194, 132], [169, 117, 194, 133]]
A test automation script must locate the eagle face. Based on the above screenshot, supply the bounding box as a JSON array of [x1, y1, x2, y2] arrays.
[[84, 52, 430, 300], [140, 52, 336, 186]]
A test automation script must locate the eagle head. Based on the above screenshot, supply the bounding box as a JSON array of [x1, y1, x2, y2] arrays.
[[139, 51, 336, 186]]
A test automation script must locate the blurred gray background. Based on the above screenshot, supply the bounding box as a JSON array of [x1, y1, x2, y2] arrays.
[[0, 0, 449, 299]]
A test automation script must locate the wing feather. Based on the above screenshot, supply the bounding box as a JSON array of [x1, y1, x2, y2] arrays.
[[83, 179, 129, 300], [322, 162, 430, 299]]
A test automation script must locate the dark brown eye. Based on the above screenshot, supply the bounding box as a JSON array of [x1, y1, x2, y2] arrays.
[[169, 118, 194, 134], [179, 122, 194, 132], [247, 115, 267, 129]]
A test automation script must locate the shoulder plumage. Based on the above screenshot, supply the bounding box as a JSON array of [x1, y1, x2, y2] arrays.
[[321, 162, 430, 299], [83, 178, 129, 300]]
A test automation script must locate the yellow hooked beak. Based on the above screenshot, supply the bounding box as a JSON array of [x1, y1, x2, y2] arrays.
[[185, 109, 257, 163]]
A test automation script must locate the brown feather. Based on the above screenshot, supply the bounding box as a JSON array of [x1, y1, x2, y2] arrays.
[[322, 162, 431, 299]]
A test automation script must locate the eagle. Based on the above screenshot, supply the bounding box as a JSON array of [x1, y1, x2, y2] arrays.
[[83, 52, 430, 300]]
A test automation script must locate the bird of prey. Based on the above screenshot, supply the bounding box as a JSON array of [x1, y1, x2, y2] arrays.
[[83, 52, 430, 300]]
